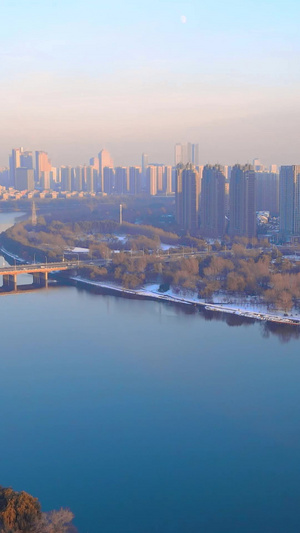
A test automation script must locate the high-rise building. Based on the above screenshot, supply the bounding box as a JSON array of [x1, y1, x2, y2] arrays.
[[49, 167, 58, 189], [279, 166, 300, 236], [253, 158, 264, 172], [270, 164, 279, 174], [89, 157, 99, 172], [164, 166, 173, 194], [0, 168, 9, 187], [256, 171, 279, 215], [20, 151, 34, 169], [225, 180, 230, 216], [15, 168, 34, 191], [176, 164, 200, 231], [229, 164, 256, 238], [40, 171, 51, 190], [103, 167, 115, 194], [175, 143, 199, 166], [73, 166, 83, 191], [187, 143, 200, 166], [61, 166, 72, 191], [89, 157, 99, 190], [129, 167, 141, 195], [146, 166, 158, 196], [98, 149, 114, 192], [115, 167, 129, 194], [35, 151, 51, 185], [9, 148, 23, 187], [156, 165, 164, 193], [200, 165, 226, 237], [174, 144, 187, 165], [86, 166, 96, 193]]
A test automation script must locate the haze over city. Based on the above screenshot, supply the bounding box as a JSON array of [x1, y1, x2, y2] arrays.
[[1, 0, 300, 167]]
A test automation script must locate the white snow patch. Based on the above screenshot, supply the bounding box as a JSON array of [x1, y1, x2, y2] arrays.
[[69, 247, 89, 253]]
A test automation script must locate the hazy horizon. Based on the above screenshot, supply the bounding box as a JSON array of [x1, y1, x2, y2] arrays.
[[1, 0, 300, 168]]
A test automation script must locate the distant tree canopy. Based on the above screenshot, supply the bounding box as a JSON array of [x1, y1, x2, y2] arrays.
[[2, 212, 300, 313], [0, 487, 77, 533]]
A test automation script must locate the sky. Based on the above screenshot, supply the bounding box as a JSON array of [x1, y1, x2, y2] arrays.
[[0, 0, 300, 167]]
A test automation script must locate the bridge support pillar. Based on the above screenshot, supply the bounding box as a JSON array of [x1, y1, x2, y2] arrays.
[[39, 271, 48, 287], [33, 272, 48, 287], [3, 274, 17, 291]]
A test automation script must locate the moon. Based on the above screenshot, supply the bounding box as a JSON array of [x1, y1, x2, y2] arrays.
[[181, 15, 187, 23]]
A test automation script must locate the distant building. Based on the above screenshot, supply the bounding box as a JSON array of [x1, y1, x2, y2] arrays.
[[187, 143, 200, 166], [9, 148, 23, 187], [0, 168, 10, 187], [115, 167, 129, 194], [20, 151, 34, 170], [98, 149, 114, 192], [279, 165, 300, 236], [229, 164, 256, 238], [176, 164, 200, 231], [146, 166, 158, 195], [174, 143, 199, 166], [129, 167, 141, 195], [86, 166, 96, 193], [73, 166, 83, 192], [103, 167, 115, 194], [255, 171, 279, 216], [164, 166, 173, 194], [61, 166, 72, 191], [40, 171, 51, 190], [200, 165, 226, 237], [175, 144, 187, 166], [141, 153, 148, 190], [15, 168, 34, 191], [35, 151, 52, 185]]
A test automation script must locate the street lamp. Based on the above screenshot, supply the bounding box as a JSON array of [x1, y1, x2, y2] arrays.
[[45, 255, 48, 266]]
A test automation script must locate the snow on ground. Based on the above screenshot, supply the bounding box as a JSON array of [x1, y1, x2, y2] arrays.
[[70, 277, 300, 324], [69, 247, 89, 253], [113, 234, 128, 243], [160, 243, 179, 251]]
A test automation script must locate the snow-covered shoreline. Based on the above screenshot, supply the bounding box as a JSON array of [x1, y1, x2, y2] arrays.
[[70, 276, 300, 326]]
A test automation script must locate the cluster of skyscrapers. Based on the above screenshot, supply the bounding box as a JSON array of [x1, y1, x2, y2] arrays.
[[1, 144, 299, 240], [176, 159, 300, 240], [0, 148, 175, 197]]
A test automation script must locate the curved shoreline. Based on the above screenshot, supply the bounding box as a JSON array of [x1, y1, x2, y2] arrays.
[[69, 276, 300, 327]]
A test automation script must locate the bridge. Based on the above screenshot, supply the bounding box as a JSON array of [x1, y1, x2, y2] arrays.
[[0, 261, 83, 291]]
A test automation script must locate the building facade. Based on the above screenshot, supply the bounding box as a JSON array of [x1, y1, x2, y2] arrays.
[[279, 165, 300, 236], [229, 164, 256, 238], [200, 165, 226, 237], [176, 164, 200, 231]]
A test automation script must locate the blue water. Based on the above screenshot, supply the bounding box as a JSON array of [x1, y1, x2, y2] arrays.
[[0, 213, 300, 533]]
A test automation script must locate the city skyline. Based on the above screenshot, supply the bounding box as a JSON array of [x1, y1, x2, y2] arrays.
[[0, 143, 289, 172], [1, 0, 300, 167]]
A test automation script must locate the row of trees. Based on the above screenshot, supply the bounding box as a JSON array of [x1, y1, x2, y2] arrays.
[[79, 247, 300, 312]]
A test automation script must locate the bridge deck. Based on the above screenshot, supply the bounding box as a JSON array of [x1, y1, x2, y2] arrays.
[[0, 262, 80, 276]]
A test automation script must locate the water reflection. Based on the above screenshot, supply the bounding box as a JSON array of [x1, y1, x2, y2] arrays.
[[71, 281, 300, 342]]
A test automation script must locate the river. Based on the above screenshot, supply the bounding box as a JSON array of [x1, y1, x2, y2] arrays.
[[0, 212, 300, 533]]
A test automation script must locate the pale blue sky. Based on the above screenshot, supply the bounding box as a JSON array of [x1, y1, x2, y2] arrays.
[[1, 0, 300, 166]]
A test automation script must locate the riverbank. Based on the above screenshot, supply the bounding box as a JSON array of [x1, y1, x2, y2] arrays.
[[70, 276, 300, 326]]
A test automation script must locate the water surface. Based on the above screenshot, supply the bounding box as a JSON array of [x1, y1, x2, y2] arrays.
[[0, 212, 299, 533]]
